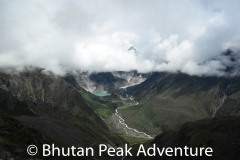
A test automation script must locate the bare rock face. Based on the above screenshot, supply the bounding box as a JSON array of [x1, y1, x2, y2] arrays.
[[0, 69, 104, 126], [64, 70, 147, 93], [112, 71, 147, 84]]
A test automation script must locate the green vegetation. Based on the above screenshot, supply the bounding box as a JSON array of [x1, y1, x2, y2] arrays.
[[95, 108, 112, 119], [118, 104, 154, 134], [146, 111, 169, 131], [81, 91, 115, 119], [121, 73, 239, 135], [121, 103, 144, 111], [74, 115, 96, 124]]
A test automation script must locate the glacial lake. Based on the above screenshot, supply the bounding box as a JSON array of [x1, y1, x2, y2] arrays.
[[92, 92, 111, 97]]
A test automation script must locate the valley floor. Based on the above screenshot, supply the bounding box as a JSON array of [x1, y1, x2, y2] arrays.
[[107, 98, 154, 140]]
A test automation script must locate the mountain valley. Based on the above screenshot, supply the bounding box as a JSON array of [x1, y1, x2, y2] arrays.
[[0, 68, 240, 159]]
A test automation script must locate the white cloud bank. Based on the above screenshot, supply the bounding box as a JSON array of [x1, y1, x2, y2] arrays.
[[0, 0, 240, 76]]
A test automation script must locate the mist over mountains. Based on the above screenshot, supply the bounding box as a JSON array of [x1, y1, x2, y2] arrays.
[[1, 1, 240, 159], [1, 0, 240, 76]]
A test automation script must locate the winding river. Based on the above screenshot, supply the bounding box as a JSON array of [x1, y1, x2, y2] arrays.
[[114, 102, 153, 139], [92, 87, 153, 139]]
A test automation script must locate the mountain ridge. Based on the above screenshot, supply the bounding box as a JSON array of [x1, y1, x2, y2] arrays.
[[0, 69, 126, 159], [119, 72, 240, 134]]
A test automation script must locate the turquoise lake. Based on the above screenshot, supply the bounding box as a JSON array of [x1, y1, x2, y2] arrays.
[[92, 92, 111, 97]]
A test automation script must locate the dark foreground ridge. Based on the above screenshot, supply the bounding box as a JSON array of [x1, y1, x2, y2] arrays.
[[129, 115, 240, 160], [0, 69, 125, 159]]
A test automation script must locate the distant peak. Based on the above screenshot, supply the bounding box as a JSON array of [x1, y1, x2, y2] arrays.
[[128, 46, 138, 53]]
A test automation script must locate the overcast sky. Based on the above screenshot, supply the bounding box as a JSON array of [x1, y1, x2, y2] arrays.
[[0, 0, 240, 76]]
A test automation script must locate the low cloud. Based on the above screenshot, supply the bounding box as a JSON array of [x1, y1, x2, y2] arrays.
[[0, 0, 240, 76]]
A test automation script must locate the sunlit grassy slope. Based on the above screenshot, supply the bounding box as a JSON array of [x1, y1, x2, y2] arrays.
[[121, 72, 240, 135]]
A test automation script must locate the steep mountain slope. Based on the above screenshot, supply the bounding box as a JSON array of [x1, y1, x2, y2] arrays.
[[0, 89, 53, 159], [0, 89, 35, 116], [120, 72, 240, 134], [0, 69, 125, 158], [0, 69, 104, 126]]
